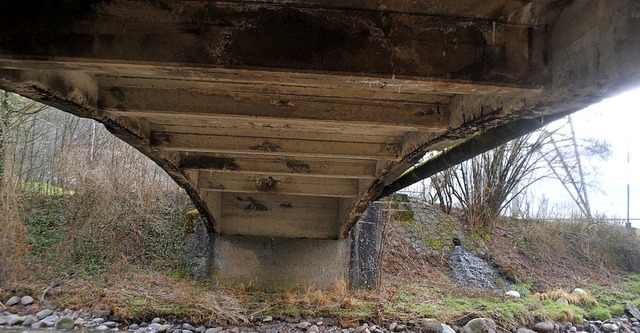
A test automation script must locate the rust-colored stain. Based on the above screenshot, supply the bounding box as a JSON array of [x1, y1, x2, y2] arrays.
[[285, 160, 311, 173], [249, 140, 281, 152], [255, 176, 279, 192], [238, 197, 269, 211]]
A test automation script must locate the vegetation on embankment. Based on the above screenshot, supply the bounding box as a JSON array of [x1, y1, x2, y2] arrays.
[[2, 92, 640, 330], [3, 191, 640, 330]]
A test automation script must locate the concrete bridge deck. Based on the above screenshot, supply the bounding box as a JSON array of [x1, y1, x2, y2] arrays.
[[1, 0, 639, 287]]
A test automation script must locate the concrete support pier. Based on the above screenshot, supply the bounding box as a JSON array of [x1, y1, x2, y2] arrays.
[[349, 202, 383, 290], [211, 236, 349, 289], [183, 203, 384, 289]]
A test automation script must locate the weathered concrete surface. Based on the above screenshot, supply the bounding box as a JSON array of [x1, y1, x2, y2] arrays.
[[210, 235, 349, 289], [198, 203, 383, 289], [349, 202, 384, 290], [0, 0, 639, 244]]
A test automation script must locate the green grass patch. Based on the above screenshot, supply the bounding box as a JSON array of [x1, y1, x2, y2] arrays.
[[587, 306, 611, 321], [587, 273, 640, 308], [536, 300, 585, 322]]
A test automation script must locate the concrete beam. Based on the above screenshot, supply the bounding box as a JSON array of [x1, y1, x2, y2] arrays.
[[180, 154, 376, 179], [100, 86, 450, 130], [192, 171, 360, 198], [150, 132, 401, 160], [550, 0, 640, 98], [0, 1, 548, 86]]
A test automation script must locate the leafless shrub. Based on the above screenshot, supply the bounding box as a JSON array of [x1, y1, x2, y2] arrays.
[[517, 218, 640, 274], [429, 132, 551, 235], [1, 90, 192, 279]]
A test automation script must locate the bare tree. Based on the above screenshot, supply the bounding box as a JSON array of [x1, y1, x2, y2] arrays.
[[541, 116, 611, 219], [429, 131, 552, 234]]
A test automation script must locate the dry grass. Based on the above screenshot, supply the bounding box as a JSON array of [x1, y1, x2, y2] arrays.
[[505, 218, 640, 290], [0, 181, 31, 287], [3, 199, 640, 328], [533, 289, 597, 306], [40, 267, 248, 325]]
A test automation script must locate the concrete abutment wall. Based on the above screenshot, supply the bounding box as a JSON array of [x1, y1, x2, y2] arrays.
[[183, 203, 384, 290]]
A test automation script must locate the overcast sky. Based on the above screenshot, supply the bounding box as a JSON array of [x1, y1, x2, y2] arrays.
[[402, 86, 640, 224], [536, 86, 640, 223]]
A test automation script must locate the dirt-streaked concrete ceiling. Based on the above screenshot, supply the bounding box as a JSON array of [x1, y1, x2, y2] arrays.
[[0, 0, 638, 239]]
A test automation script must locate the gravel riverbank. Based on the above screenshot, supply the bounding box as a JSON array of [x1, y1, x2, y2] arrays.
[[4, 293, 640, 333]]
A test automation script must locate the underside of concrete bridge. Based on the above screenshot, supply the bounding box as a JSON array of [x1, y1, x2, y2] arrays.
[[1, 0, 639, 288]]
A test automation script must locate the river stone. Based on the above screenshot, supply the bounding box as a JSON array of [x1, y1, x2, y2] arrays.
[[158, 324, 172, 332], [417, 318, 443, 333], [136, 328, 147, 333], [22, 315, 37, 326], [572, 288, 587, 295], [462, 318, 497, 333], [263, 316, 273, 322], [182, 330, 193, 333], [55, 316, 75, 330], [36, 309, 53, 320], [8, 316, 26, 326], [626, 303, 640, 321], [105, 321, 118, 328], [389, 322, 397, 332], [183, 323, 196, 331], [556, 298, 569, 305], [20, 296, 34, 305], [601, 323, 619, 333], [355, 325, 368, 333], [308, 325, 319, 333], [506, 290, 521, 298], [42, 319, 56, 327], [129, 324, 141, 330], [44, 314, 59, 321], [206, 327, 224, 333], [31, 321, 43, 329], [395, 324, 408, 332], [148, 323, 162, 331], [152, 318, 163, 324], [24, 303, 40, 314], [96, 324, 109, 330], [298, 322, 312, 329], [517, 328, 536, 333], [6, 296, 20, 306], [532, 321, 555, 333], [442, 324, 456, 333]]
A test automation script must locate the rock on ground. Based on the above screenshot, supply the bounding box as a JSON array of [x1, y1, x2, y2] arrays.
[[20, 296, 34, 305], [462, 318, 496, 333], [55, 316, 75, 330], [626, 303, 640, 321], [532, 321, 555, 333], [416, 318, 443, 333], [517, 328, 536, 333], [6, 296, 20, 306]]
